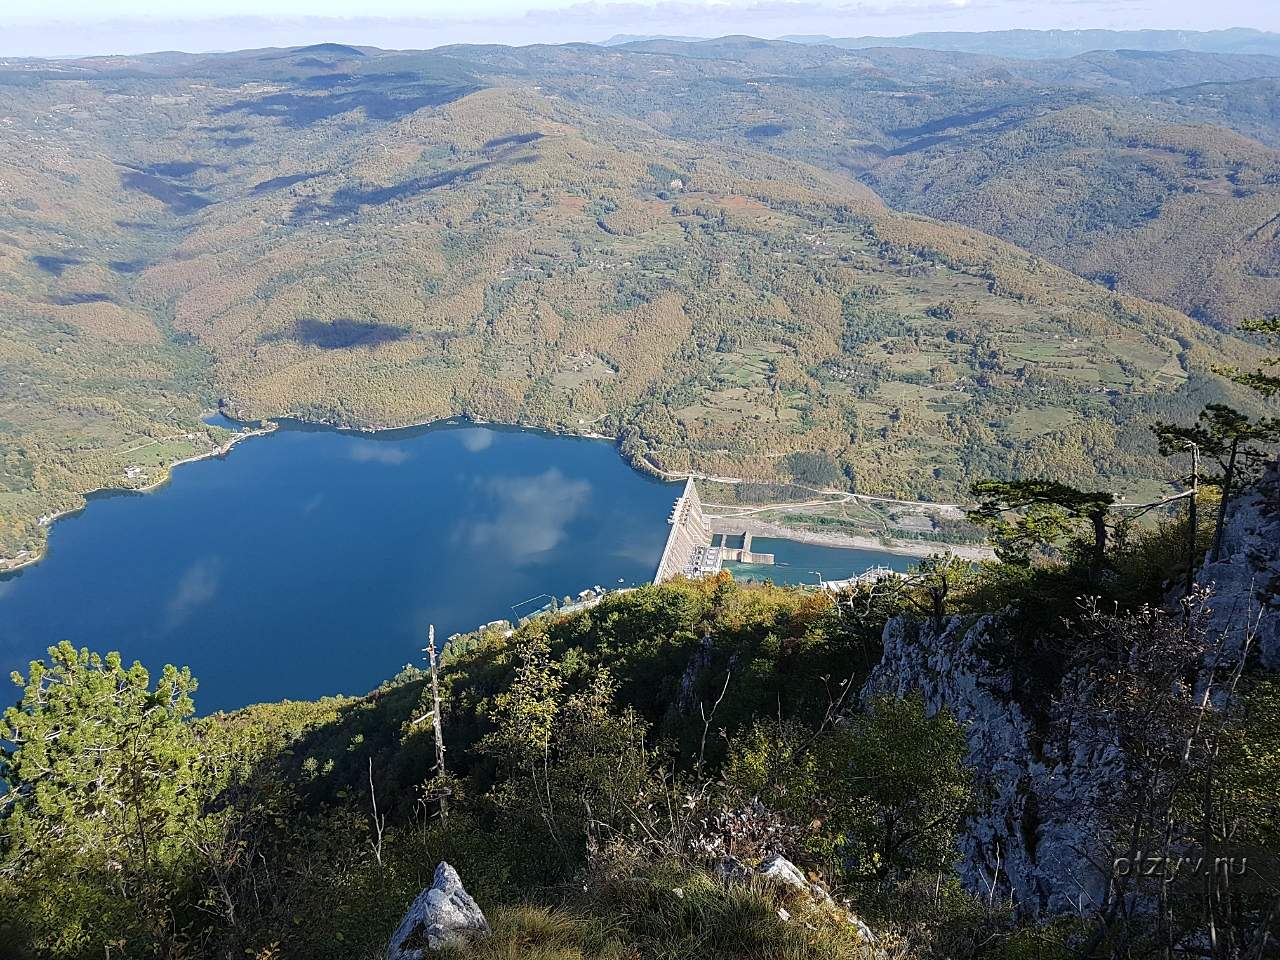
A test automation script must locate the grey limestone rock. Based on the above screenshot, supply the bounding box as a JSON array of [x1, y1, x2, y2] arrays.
[[1197, 462, 1280, 668], [387, 862, 491, 959], [865, 613, 1118, 917]]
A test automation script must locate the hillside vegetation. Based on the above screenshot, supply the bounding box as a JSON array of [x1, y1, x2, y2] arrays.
[[504, 39, 1280, 330], [861, 106, 1280, 331], [3, 504, 1277, 957], [0, 43, 1269, 558]]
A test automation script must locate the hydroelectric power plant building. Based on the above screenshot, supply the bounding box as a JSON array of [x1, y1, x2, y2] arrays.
[[653, 478, 720, 583]]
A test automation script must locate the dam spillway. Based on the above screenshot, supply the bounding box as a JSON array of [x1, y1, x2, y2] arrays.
[[713, 529, 776, 565]]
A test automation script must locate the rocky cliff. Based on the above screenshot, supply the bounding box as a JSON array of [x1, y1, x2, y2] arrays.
[[1198, 461, 1280, 668], [864, 613, 1121, 918], [863, 464, 1280, 919]]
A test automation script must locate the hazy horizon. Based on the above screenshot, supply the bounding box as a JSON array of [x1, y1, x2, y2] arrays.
[[3, 1, 1278, 59]]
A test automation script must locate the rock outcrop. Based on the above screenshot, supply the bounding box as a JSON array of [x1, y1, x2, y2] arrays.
[[757, 852, 814, 893], [387, 862, 491, 959], [858, 467, 1280, 919], [754, 853, 876, 943], [864, 614, 1121, 917], [1197, 461, 1280, 668]]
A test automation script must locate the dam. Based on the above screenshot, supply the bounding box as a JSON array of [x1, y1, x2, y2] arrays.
[[653, 479, 773, 583], [654, 478, 720, 583]]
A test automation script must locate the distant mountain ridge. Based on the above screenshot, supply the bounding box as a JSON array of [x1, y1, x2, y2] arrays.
[[633, 28, 1280, 59], [599, 34, 707, 46], [805, 28, 1280, 59]]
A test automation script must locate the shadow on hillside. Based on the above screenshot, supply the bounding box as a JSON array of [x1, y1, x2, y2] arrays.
[[298, 71, 418, 90], [212, 82, 479, 128], [217, 676, 435, 819], [483, 132, 543, 150], [290, 162, 492, 220], [251, 171, 329, 194], [261, 317, 411, 350], [119, 166, 214, 215], [31, 254, 80, 276], [48, 292, 114, 305]]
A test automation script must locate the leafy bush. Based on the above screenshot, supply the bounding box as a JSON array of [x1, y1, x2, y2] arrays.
[[726, 694, 974, 886]]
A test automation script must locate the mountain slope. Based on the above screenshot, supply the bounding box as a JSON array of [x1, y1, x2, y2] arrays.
[[860, 105, 1280, 329], [0, 47, 1266, 559], [445, 40, 1280, 329]]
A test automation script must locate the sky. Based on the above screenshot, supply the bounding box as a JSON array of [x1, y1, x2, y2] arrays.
[[2, 0, 1277, 58]]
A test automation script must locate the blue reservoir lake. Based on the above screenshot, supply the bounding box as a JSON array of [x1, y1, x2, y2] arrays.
[[724, 537, 915, 586], [0, 422, 912, 713]]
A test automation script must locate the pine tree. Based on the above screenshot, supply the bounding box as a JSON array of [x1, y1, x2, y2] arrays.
[[969, 479, 1115, 579], [1, 642, 201, 954], [1153, 405, 1280, 562]]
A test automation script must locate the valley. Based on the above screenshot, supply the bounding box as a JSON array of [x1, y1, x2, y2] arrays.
[[1, 41, 1273, 559], [3, 24, 1280, 960]]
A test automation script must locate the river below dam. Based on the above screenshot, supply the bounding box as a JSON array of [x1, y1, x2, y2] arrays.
[[0, 421, 911, 712]]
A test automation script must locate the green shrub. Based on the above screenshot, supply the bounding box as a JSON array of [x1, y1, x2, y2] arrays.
[[726, 693, 973, 885]]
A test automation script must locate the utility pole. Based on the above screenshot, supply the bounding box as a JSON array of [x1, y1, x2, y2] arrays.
[[425, 624, 448, 821]]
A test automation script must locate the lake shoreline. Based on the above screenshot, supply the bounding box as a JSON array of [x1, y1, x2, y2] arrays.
[[3, 410, 992, 576], [0, 415, 622, 576], [0, 422, 278, 575]]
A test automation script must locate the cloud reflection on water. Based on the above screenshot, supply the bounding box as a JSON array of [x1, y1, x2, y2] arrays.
[[467, 468, 591, 566], [458, 428, 495, 453], [347, 440, 409, 465], [164, 557, 222, 631]]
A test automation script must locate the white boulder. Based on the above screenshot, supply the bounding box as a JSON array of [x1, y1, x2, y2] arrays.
[[387, 862, 491, 958], [755, 854, 875, 944], [757, 853, 811, 893]]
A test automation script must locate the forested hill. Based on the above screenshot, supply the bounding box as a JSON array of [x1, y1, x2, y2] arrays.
[[0, 39, 1273, 559], [465, 38, 1280, 331]]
